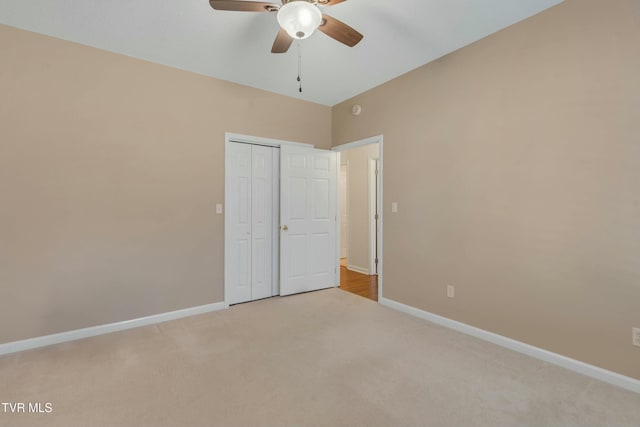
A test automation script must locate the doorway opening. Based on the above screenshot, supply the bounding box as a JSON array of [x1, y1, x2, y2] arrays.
[[333, 136, 383, 302]]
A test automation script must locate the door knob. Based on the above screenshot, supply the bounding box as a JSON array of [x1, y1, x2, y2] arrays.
[[282, 225, 288, 231]]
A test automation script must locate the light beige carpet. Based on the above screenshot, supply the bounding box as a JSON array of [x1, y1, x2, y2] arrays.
[[1, 288, 639, 427]]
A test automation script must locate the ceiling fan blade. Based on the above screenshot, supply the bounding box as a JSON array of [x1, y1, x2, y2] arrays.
[[209, 0, 279, 12], [271, 28, 294, 53], [318, 14, 363, 47], [317, 0, 348, 5]]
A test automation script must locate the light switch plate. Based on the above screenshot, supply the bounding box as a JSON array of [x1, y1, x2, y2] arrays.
[[391, 202, 398, 213], [447, 285, 455, 298], [216, 203, 223, 214]]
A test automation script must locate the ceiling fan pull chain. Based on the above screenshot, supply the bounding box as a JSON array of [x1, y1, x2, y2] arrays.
[[297, 41, 302, 93]]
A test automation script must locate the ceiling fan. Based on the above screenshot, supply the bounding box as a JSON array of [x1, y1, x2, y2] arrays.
[[209, 0, 363, 53]]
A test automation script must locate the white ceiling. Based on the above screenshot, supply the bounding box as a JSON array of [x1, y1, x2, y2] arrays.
[[0, 0, 563, 106]]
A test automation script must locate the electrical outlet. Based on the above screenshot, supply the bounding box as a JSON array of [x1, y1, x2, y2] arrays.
[[633, 327, 640, 347], [447, 285, 455, 298]]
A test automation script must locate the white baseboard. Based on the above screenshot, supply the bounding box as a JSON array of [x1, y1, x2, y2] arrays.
[[347, 264, 370, 275], [379, 297, 640, 395], [0, 302, 226, 356]]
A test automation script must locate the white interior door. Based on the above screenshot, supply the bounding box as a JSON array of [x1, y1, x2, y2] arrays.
[[250, 145, 273, 300], [226, 142, 276, 304], [226, 143, 252, 304], [280, 145, 337, 296]]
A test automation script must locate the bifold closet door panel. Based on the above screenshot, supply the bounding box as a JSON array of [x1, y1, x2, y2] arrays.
[[227, 142, 252, 305], [251, 145, 273, 300]]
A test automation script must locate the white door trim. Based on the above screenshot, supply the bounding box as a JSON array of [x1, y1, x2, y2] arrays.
[[224, 133, 314, 307], [226, 132, 314, 148], [332, 135, 384, 300], [369, 157, 379, 275], [339, 161, 349, 260]]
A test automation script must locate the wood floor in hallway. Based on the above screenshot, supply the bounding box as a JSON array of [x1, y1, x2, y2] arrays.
[[339, 258, 378, 301]]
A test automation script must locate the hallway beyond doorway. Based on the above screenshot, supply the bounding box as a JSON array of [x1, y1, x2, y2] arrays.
[[339, 258, 378, 301]]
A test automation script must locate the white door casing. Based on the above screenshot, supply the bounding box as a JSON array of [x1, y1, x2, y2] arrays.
[[280, 145, 337, 296], [369, 157, 380, 275], [340, 163, 348, 259]]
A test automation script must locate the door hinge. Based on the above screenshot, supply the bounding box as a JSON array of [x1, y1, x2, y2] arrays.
[[375, 213, 379, 220], [375, 258, 379, 265]]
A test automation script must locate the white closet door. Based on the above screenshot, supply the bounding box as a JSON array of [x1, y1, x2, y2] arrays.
[[226, 143, 276, 304], [250, 145, 273, 300], [226, 143, 253, 304], [271, 151, 280, 297], [280, 145, 337, 296], [340, 164, 348, 258]]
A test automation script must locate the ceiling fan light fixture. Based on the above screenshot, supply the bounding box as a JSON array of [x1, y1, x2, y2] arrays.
[[276, 1, 322, 40]]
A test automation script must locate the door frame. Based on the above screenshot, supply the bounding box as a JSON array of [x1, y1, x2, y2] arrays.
[[339, 161, 349, 259], [224, 133, 313, 308], [369, 157, 380, 275], [332, 135, 384, 300]]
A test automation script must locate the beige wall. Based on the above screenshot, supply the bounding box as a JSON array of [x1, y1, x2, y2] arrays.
[[333, 0, 640, 379], [3, 0, 640, 382], [341, 143, 379, 273], [0, 24, 331, 343]]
